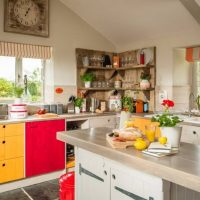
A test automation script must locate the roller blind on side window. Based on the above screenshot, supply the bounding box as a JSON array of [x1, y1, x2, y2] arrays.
[[0, 41, 52, 59]]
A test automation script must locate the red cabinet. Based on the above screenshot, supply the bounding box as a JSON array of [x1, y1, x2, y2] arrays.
[[26, 119, 65, 177]]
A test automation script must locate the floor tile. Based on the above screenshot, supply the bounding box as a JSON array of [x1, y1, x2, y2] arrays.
[[0, 189, 30, 200], [24, 180, 59, 200]]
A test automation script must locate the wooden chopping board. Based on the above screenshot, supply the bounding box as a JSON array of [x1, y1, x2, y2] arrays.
[[106, 133, 134, 149], [35, 113, 59, 118]]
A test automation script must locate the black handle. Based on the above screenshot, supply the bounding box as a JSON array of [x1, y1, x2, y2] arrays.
[[2, 163, 5, 167], [112, 174, 116, 180], [104, 170, 107, 175], [3, 125, 6, 128], [193, 131, 197, 135], [108, 119, 110, 122], [2, 141, 5, 144]]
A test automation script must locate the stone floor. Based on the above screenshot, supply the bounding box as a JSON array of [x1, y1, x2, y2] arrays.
[[0, 179, 59, 200]]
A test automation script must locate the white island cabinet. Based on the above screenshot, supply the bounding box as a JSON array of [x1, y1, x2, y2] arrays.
[[75, 148, 169, 200]]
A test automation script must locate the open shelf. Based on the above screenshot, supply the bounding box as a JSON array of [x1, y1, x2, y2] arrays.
[[78, 66, 115, 70], [79, 87, 155, 91]]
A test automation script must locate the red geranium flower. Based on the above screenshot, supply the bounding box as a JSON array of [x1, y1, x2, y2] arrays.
[[162, 99, 174, 108]]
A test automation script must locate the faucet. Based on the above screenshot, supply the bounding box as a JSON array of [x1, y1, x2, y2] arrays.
[[189, 92, 195, 117]]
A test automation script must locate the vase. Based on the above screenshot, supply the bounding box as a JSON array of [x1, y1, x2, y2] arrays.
[[84, 82, 91, 88], [14, 98, 22, 104], [119, 111, 131, 129], [75, 107, 81, 114], [160, 126, 182, 148], [140, 80, 150, 90]]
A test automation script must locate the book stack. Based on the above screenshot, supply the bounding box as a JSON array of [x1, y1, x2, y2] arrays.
[[142, 142, 179, 157]]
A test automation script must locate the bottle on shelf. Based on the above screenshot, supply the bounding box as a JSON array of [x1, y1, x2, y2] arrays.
[[140, 50, 145, 65], [113, 54, 120, 68], [143, 96, 149, 113]]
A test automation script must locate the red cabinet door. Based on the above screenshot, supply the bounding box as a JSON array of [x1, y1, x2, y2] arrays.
[[26, 119, 65, 177]]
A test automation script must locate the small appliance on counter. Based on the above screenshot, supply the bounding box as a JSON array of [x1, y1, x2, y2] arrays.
[[67, 95, 75, 113], [9, 104, 28, 119], [109, 95, 121, 112]]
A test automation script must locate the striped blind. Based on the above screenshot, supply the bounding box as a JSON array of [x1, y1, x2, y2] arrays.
[[0, 41, 52, 59]]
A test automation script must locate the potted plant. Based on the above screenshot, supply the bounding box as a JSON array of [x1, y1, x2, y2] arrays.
[[151, 99, 182, 147], [80, 73, 95, 88], [140, 72, 151, 89], [13, 85, 24, 104], [119, 96, 133, 128], [74, 97, 84, 114]]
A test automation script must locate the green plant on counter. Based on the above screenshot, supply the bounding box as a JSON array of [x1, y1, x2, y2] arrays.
[[74, 97, 84, 108], [196, 95, 200, 110], [140, 72, 151, 80], [122, 96, 133, 113], [13, 85, 24, 98], [80, 73, 95, 82]]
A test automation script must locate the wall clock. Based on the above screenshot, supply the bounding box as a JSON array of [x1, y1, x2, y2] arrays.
[[4, 0, 49, 37]]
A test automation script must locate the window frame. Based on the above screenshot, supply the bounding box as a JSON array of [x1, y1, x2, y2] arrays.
[[0, 56, 45, 103]]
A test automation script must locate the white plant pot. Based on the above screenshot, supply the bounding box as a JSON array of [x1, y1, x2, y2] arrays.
[[119, 111, 131, 129], [75, 107, 81, 114], [160, 126, 182, 148], [140, 80, 150, 89], [14, 98, 22, 104], [84, 82, 91, 88]]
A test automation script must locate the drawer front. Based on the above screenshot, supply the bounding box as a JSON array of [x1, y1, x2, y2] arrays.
[[0, 125, 5, 138], [0, 138, 5, 161], [181, 125, 200, 144], [90, 116, 116, 128], [5, 123, 24, 137], [0, 157, 24, 183], [5, 135, 24, 159]]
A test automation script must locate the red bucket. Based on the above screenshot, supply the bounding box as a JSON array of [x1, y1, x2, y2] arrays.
[[59, 172, 75, 200]]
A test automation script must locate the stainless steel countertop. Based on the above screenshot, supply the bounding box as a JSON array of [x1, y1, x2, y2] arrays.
[[57, 127, 200, 192], [0, 112, 117, 124]]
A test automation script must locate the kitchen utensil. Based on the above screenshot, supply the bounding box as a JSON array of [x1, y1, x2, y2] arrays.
[[137, 48, 153, 65], [90, 98, 100, 112]]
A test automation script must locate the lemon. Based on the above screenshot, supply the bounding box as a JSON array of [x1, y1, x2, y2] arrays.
[[124, 120, 135, 128], [159, 137, 167, 145], [134, 138, 147, 150]]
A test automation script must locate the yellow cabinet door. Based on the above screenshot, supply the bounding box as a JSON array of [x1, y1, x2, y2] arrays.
[[0, 125, 5, 138], [0, 157, 24, 183], [0, 138, 5, 161], [5, 123, 24, 137], [5, 135, 24, 159]]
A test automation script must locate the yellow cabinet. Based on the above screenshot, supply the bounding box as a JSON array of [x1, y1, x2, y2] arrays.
[[0, 125, 5, 138], [5, 123, 24, 137], [0, 123, 24, 183], [0, 157, 24, 183]]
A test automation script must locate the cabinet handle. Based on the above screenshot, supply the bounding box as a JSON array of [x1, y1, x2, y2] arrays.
[[2, 141, 5, 144], [79, 164, 104, 182], [104, 170, 107, 175], [108, 119, 110, 122], [112, 174, 116, 180], [2, 163, 5, 167], [193, 131, 197, 135], [3, 125, 6, 128], [114, 186, 148, 200]]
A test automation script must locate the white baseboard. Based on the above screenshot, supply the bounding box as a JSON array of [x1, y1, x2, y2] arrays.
[[0, 170, 66, 193]]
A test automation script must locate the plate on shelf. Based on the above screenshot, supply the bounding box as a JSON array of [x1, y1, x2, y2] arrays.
[[136, 48, 154, 65]]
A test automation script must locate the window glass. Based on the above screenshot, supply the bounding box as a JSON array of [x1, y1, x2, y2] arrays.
[[22, 58, 44, 102], [0, 56, 15, 98]]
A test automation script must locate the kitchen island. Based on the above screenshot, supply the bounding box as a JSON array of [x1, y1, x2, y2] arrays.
[[57, 127, 200, 200]]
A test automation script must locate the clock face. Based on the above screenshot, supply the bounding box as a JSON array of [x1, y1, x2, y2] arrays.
[[4, 0, 49, 37], [14, 0, 40, 27]]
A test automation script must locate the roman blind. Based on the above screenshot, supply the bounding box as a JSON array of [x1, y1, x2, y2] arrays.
[[0, 41, 52, 59], [186, 47, 200, 62]]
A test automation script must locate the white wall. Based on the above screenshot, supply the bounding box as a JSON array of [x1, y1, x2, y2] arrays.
[[0, 0, 115, 86]]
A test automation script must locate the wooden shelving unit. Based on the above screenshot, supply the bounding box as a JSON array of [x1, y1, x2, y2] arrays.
[[76, 47, 156, 111]]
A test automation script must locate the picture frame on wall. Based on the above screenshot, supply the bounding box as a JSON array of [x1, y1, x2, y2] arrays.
[[4, 0, 49, 37]]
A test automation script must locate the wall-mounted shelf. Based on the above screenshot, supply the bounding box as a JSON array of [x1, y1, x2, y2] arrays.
[[76, 47, 156, 111]]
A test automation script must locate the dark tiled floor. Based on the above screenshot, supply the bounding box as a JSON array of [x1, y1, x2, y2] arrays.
[[0, 179, 59, 200]]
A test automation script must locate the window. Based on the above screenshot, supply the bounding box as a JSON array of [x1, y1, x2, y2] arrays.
[[0, 56, 45, 102]]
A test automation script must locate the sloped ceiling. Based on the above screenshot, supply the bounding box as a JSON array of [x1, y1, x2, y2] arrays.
[[60, 0, 200, 49]]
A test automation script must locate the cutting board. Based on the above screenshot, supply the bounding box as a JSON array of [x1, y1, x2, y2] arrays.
[[106, 134, 134, 149], [35, 113, 59, 118]]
